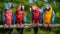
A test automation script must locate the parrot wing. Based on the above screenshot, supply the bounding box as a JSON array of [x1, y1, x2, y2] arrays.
[[51, 10, 55, 24], [23, 16, 26, 24], [12, 13, 15, 24], [39, 7, 44, 23]]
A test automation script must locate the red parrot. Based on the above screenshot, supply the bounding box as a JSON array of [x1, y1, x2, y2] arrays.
[[16, 4, 25, 24], [30, 5, 41, 34], [16, 4, 26, 34], [30, 5, 41, 23]]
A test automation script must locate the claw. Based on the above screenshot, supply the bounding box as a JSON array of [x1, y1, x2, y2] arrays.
[[4, 24, 9, 29], [9, 24, 12, 29], [16, 24, 20, 28]]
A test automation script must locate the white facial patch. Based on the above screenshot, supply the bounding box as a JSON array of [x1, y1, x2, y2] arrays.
[[46, 6, 49, 9], [19, 6, 24, 10], [32, 6, 35, 10], [19, 6, 21, 9]]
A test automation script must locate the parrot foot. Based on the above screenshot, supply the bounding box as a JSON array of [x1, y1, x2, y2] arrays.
[[40, 23, 45, 29], [33, 23, 38, 27], [45, 24, 51, 31], [4, 24, 9, 29], [40, 23, 49, 30], [16, 24, 20, 28], [9, 24, 12, 29], [47, 24, 51, 31]]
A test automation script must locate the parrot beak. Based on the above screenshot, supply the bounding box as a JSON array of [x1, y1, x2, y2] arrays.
[[9, 3, 14, 9], [20, 6, 24, 11], [46, 6, 50, 10], [20, 6, 23, 11], [22, 6, 24, 10]]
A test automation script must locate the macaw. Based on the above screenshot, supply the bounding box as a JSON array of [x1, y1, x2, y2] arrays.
[[15, 4, 26, 34], [43, 5, 55, 24], [30, 5, 41, 34], [2, 2, 14, 34], [39, 6, 55, 24], [42, 5, 55, 34]]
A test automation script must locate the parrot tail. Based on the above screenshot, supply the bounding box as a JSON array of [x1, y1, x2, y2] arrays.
[[44, 24, 51, 34], [34, 27, 38, 34]]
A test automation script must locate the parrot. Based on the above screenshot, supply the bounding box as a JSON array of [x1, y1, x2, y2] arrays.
[[15, 4, 26, 34], [42, 4, 55, 34], [39, 5, 55, 24], [2, 2, 14, 34], [30, 5, 41, 34]]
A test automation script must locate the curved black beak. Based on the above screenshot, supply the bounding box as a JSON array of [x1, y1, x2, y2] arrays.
[[20, 6, 23, 11], [10, 4, 14, 9]]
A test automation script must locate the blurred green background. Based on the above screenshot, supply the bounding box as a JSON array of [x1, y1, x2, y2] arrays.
[[0, 0, 60, 34]]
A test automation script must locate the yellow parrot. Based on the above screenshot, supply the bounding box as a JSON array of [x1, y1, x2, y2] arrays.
[[43, 5, 52, 24], [43, 5, 53, 34]]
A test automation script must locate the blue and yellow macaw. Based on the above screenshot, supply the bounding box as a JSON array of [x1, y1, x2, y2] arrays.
[[43, 5, 55, 24], [42, 5, 55, 34], [39, 5, 55, 24]]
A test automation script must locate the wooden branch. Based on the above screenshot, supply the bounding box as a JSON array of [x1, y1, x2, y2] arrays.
[[0, 24, 60, 28]]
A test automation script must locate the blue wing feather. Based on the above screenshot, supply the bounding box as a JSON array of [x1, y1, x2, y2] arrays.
[[23, 16, 26, 24], [51, 11, 55, 24], [12, 13, 15, 24]]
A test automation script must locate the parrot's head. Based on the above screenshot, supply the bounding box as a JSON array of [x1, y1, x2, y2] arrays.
[[43, 5, 50, 12], [30, 5, 36, 12], [19, 4, 24, 11], [9, 3, 14, 9], [5, 3, 14, 10]]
